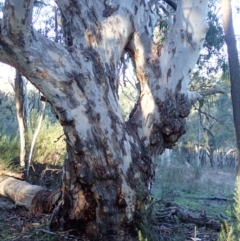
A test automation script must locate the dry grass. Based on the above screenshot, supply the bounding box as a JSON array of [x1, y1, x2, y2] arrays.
[[199, 168, 235, 196], [152, 163, 236, 199]]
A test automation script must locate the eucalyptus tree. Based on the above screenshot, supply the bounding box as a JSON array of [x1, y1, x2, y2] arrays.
[[13, 0, 61, 169], [221, 0, 240, 176], [0, 0, 209, 239], [183, 0, 229, 167]]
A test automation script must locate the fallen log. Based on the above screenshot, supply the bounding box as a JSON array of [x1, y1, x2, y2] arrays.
[[0, 176, 60, 211], [0, 176, 43, 209], [188, 196, 232, 202], [156, 202, 223, 231]]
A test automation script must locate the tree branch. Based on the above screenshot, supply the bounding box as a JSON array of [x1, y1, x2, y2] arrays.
[[2, 0, 34, 35], [200, 86, 226, 97], [0, 1, 82, 109], [127, 0, 208, 154], [55, 0, 105, 47]]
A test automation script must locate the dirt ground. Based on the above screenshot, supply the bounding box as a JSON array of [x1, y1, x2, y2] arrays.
[[200, 168, 236, 191], [0, 168, 237, 241], [0, 194, 221, 241]]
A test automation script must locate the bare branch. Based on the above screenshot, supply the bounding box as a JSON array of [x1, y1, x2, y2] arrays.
[[200, 86, 226, 97]]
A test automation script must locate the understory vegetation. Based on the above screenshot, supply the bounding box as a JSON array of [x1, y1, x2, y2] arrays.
[[0, 90, 65, 185]]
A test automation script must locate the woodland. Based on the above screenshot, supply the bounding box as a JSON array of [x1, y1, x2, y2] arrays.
[[0, 0, 240, 240]]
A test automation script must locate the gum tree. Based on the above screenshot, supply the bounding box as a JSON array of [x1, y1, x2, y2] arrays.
[[0, 0, 208, 239], [221, 0, 240, 176]]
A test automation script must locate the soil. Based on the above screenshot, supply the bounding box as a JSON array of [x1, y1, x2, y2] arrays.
[[0, 167, 235, 241], [0, 195, 139, 241], [0, 194, 222, 241]]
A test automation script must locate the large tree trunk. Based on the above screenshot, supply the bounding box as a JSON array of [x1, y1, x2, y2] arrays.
[[0, 0, 208, 239], [221, 0, 240, 177]]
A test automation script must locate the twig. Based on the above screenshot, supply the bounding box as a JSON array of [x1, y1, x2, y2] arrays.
[[36, 229, 56, 235], [187, 196, 232, 202], [54, 134, 65, 143]]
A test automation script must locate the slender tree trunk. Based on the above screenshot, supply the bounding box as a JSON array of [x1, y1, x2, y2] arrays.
[[196, 111, 202, 167], [26, 101, 46, 178], [221, 0, 240, 177], [209, 148, 214, 167], [15, 70, 29, 167]]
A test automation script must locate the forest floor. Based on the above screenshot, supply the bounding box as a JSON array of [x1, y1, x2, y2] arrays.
[[0, 165, 237, 241], [151, 165, 236, 241]]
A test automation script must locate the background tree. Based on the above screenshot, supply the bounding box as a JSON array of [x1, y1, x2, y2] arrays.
[[15, 70, 29, 167], [221, 0, 240, 176], [0, 0, 209, 239], [173, 0, 235, 169], [9, 0, 62, 170]]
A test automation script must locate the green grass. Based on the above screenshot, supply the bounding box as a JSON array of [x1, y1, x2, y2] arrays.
[[218, 178, 240, 241], [147, 161, 236, 241], [0, 134, 23, 172], [30, 117, 66, 165], [0, 113, 66, 173], [152, 162, 235, 199]]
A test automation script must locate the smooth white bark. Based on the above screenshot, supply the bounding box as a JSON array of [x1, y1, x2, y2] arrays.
[[27, 101, 46, 177]]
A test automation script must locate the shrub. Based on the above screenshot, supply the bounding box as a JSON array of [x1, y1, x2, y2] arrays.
[[0, 134, 22, 172], [30, 115, 66, 165], [218, 177, 240, 241]]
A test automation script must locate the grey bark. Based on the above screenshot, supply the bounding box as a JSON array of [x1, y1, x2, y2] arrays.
[[221, 0, 240, 177], [15, 70, 29, 167]]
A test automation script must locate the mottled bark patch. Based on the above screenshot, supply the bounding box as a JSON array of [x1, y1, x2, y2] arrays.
[[55, 106, 73, 125], [125, 127, 152, 203], [94, 164, 118, 180], [82, 48, 109, 85], [175, 77, 183, 93], [73, 72, 89, 94], [117, 189, 128, 208], [149, 123, 164, 155], [75, 161, 95, 185], [150, 59, 162, 78], [176, 93, 191, 117], [0, 39, 14, 55], [50, 184, 97, 234], [103, 4, 120, 17], [17, 31, 25, 47]]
